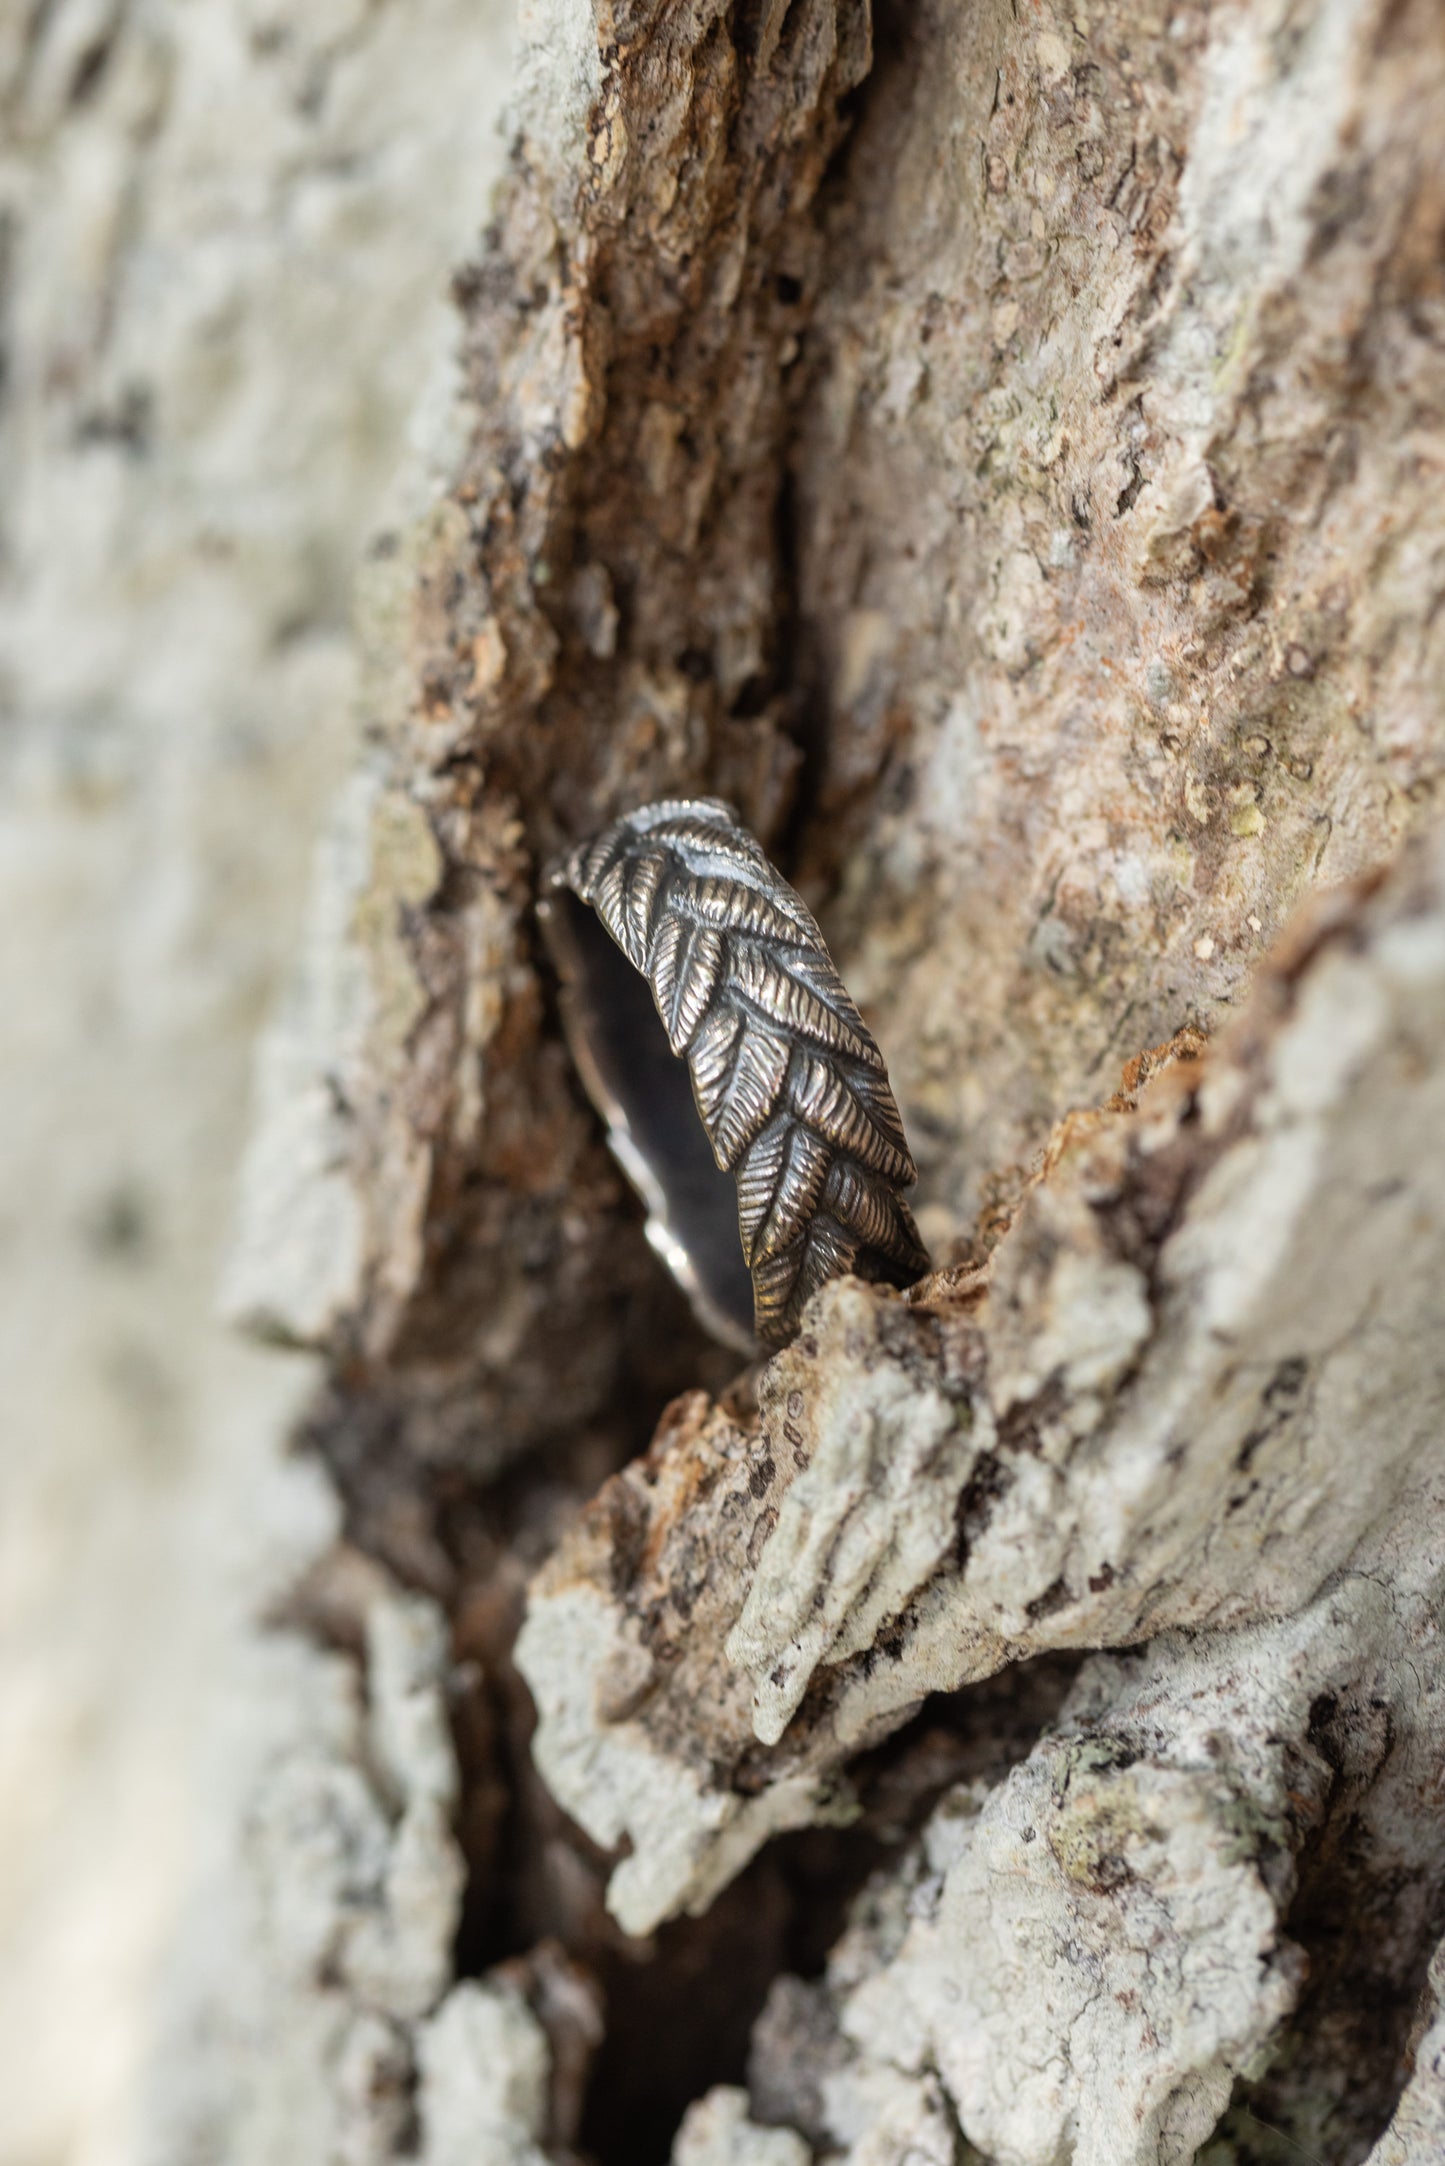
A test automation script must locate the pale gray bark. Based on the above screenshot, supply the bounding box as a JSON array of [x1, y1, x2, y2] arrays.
[[0, 2, 513, 2161]]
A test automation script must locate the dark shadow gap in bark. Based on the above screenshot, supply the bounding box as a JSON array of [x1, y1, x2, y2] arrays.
[[268, 1437, 1079, 2163], [776, 0, 931, 900], [441, 1615, 1081, 2166], [1213, 1686, 1445, 2164]]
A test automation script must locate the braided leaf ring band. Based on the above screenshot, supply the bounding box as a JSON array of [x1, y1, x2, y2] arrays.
[[539, 798, 930, 1354]]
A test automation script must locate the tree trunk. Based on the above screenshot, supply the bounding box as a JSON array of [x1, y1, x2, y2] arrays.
[[186, 0, 1445, 2160]]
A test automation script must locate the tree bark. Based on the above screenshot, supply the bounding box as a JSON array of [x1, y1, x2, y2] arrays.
[[216, 0, 1445, 2162]]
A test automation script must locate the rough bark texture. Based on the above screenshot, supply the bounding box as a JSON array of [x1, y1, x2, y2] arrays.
[[55, 0, 1445, 2160]]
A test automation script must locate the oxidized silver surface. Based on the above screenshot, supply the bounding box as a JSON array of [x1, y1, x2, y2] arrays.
[[540, 797, 930, 1352]]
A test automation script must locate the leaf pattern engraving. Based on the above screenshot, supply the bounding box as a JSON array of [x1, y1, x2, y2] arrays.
[[552, 798, 931, 1348]]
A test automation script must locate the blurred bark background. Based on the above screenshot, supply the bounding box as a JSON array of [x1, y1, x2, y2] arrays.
[[0, 1, 514, 2158], [5, 1, 1445, 2163]]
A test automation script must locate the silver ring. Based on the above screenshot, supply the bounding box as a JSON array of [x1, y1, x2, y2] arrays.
[[539, 798, 929, 1353]]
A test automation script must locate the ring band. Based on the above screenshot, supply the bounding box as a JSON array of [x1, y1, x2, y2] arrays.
[[539, 798, 929, 1353]]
